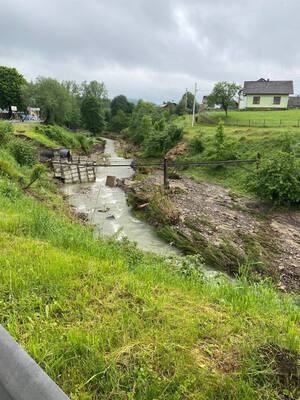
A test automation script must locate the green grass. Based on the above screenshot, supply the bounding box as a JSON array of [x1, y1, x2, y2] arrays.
[[0, 123, 300, 399], [174, 116, 300, 195], [200, 109, 300, 127], [14, 123, 59, 148], [0, 180, 300, 399]]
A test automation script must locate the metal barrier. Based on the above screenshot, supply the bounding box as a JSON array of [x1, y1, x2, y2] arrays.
[[0, 325, 69, 400]]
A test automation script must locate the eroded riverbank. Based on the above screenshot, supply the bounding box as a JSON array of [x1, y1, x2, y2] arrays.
[[126, 172, 300, 291]]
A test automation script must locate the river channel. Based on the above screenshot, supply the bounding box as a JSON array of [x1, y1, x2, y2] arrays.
[[63, 138, 179, 255]]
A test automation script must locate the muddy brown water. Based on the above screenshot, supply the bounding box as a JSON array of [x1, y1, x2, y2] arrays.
[[62, 138, 179, 255]]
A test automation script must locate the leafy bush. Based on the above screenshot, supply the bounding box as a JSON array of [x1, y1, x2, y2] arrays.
[[0, 159, 18, 179], [143, 125, 183, 157], [0, 179, 21, 199], [0, 121, 13, 145], [77, 134, 92, 154], [207, 120, 238, 160], [247, 151, 300, 205], [9, 138, 38, 166], [25, 164, 47, 189], [189, 135, 204, 154]]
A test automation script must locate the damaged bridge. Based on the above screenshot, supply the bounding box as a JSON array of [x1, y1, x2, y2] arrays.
[[52, 155, 97, 184]]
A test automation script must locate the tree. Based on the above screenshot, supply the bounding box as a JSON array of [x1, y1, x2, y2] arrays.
[[81, 96, 105, 135], [110, 110, 130, 133], [0, 66, 26, 117], [207, 82, 240, 117], [127, 100, 158, 143], [64, 97, 81, 129], [176, 91, 199, 115], [23, 77, 72, 124], [111, 95, 134, 117], [81, 80, 107, 101]]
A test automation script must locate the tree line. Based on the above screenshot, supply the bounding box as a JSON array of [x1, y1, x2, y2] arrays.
[[0, 66, 190, 155]]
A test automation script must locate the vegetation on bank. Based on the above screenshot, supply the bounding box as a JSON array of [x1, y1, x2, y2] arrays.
[[174, 116, 300, 203], [0, 120, 299, 399]]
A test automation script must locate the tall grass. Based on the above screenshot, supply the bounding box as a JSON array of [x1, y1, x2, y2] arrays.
[[0, 179, 299, 399]]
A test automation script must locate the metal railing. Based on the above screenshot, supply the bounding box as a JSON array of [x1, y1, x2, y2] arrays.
[[0, 325, 69, 400]]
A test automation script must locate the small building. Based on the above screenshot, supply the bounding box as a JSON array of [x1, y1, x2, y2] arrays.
[[239, 78, 294, 110], [27, 107, 41, 120], [160, 101, 177, 111], [288, 96, 300, 109], [200, 95, 221, 110]]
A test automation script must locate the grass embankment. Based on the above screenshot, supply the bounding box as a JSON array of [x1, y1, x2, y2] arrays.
[[13, 122, 94, 152], [199, 109, 300, 127], [0, 122, 300, 399], [174, 115, 300, 195], [14, 122, 58, 148]]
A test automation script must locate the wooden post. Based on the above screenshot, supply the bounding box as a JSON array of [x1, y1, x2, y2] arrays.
[[280, 119, 282, 127], [163, 158, 169, 189], [256, 153, 261, 169]]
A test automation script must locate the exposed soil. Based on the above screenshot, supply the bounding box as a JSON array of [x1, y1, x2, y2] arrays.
[[124, 174, 300, 291]]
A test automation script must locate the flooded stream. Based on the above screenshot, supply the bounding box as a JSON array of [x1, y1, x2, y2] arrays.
[[63, 138, 179, 255]]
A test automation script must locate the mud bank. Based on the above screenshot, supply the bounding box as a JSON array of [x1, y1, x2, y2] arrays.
[[126, 173, 300, 291]]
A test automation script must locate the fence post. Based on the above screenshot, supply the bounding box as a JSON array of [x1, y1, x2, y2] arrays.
[[256, 153, 261, 169], [280, 119, 282, 127], [163, 158, 169, 189]]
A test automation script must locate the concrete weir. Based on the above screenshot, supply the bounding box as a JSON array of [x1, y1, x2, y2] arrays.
[[0, 325, 69, 400]]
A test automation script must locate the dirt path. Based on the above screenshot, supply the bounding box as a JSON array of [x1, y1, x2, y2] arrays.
[[126, 175, 300, 291]]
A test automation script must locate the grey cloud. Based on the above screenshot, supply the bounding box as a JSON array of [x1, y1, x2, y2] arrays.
[[1, 0, 300, 102]]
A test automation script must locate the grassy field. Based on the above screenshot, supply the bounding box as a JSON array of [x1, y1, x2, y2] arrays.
[[1, 122, 300, 399], [199, 109, 300, 127], [174, 116, 300, 195]]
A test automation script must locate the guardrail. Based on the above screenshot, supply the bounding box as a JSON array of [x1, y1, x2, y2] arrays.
[[0, 325, 69, 400]]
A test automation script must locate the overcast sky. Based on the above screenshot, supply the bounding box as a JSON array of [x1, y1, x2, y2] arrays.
[[0, 0, 299, 103]]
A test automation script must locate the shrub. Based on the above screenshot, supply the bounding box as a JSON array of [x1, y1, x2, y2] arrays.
[[25, 164, 47, 189], [77, 134, 92, 154], [0, 179, 21, 199], [189, 135, 204, 154], [247, 151, 300, 205], [208, 120, 238, 160], [0, 159, 18, 179], [143, 125, 183, 157], [0, 121, 13, 145], [9, 138, 38, 166]]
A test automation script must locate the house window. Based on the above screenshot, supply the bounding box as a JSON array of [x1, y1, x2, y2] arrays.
[[273, 96, 281, 105], [253, 96, 260, 105]]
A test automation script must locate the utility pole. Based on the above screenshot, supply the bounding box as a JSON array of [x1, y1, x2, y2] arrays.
[[185, 88, 188, 111], [192, 82, 198, 127]]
